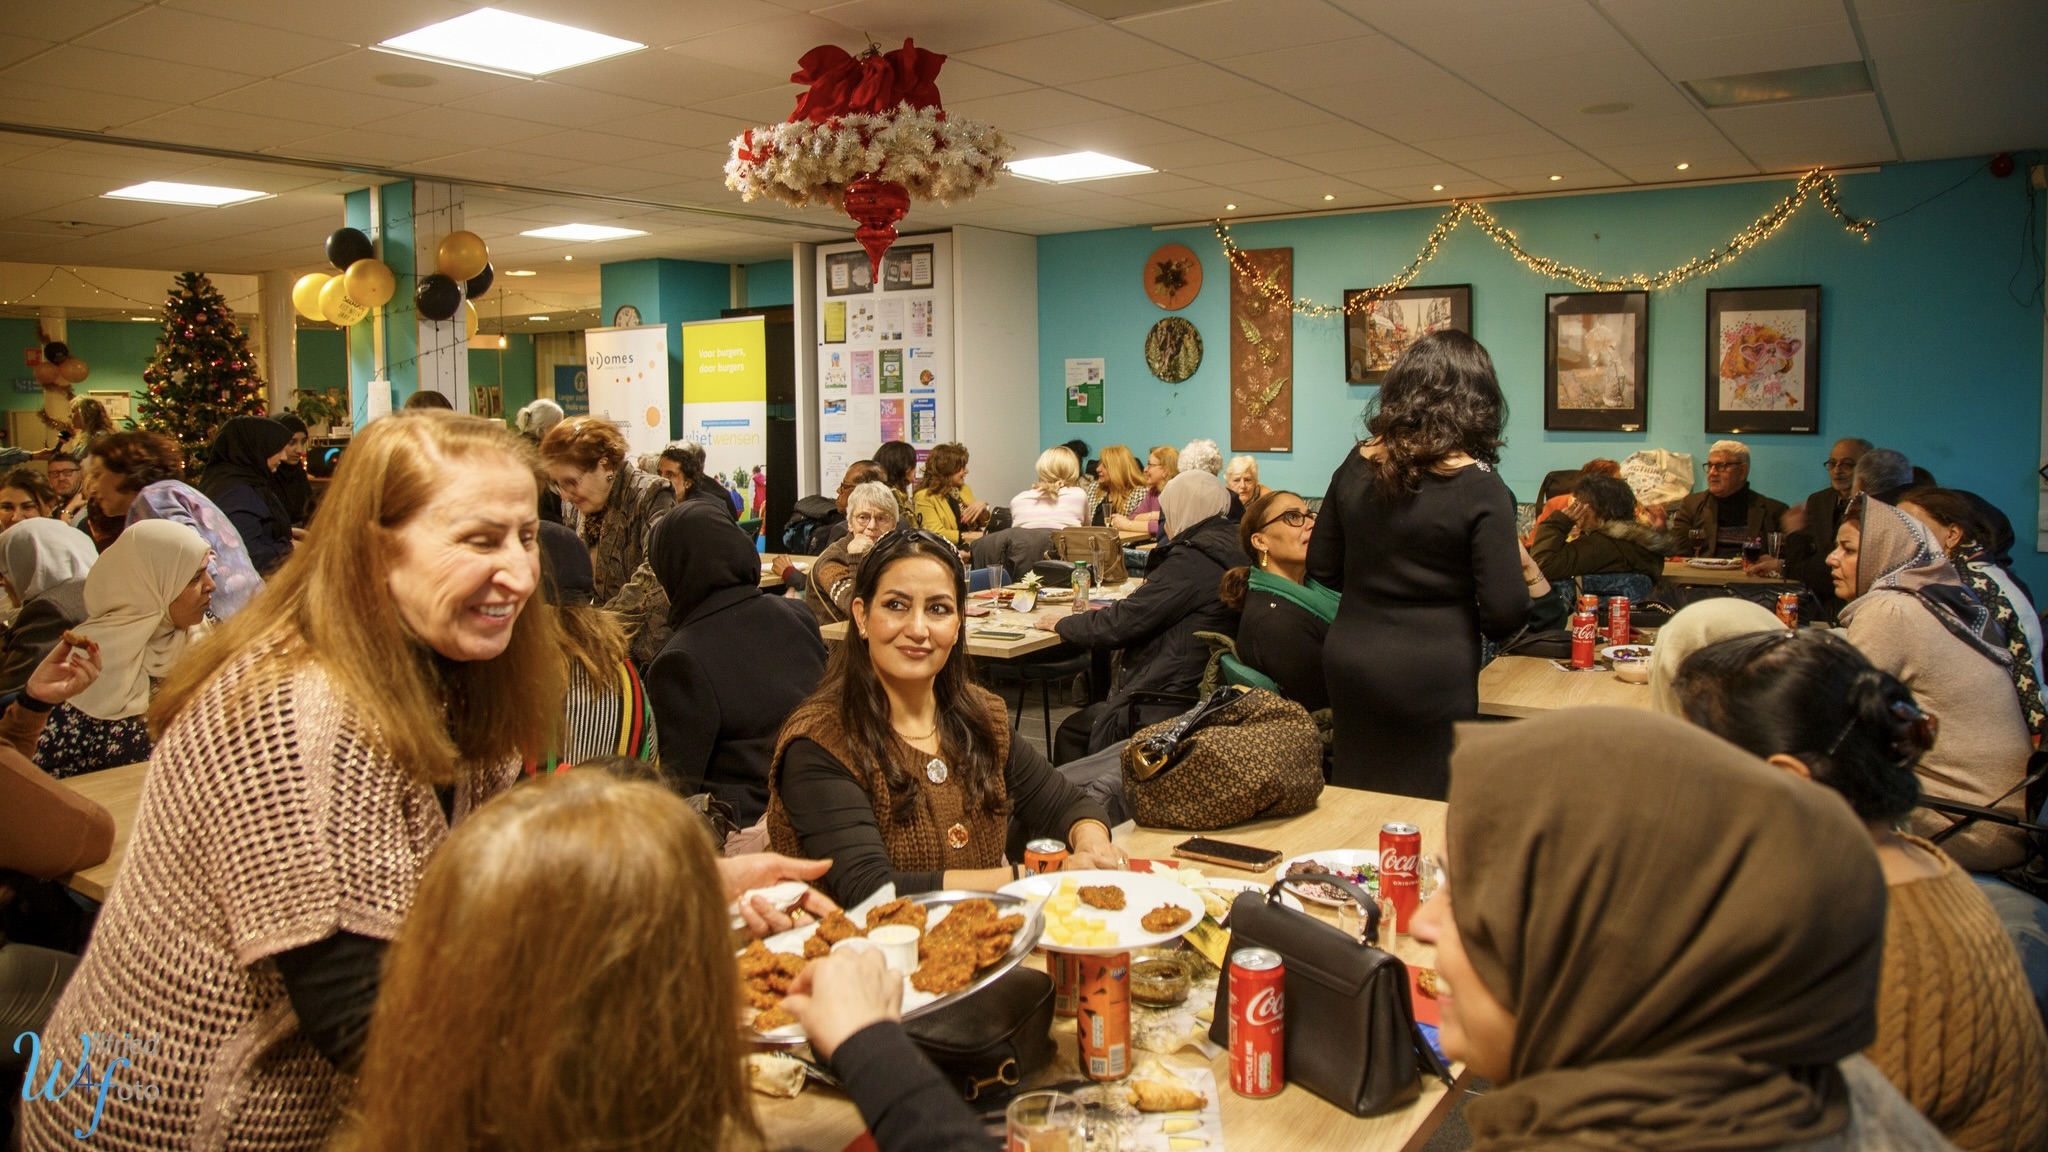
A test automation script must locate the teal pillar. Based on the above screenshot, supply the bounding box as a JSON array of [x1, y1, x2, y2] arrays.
[[599, 257, 729, 438]]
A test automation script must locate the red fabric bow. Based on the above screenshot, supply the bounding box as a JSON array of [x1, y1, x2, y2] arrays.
[[786, 38, 946, 124]]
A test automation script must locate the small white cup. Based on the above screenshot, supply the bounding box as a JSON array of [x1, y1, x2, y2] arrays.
[[866, 924, 922, 974], [830, 936, 878, 958]]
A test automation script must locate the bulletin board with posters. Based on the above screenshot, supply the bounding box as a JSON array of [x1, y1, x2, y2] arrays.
[[814, 233, 952, 482]]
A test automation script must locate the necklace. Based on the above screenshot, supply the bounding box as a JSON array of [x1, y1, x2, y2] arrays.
[[892, 720, 947, 783]]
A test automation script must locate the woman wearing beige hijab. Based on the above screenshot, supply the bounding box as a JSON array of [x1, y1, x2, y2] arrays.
[[1645, 598, 1783, 715], [34, 519, 212, 779], [1418, 707, 1949, 1151]]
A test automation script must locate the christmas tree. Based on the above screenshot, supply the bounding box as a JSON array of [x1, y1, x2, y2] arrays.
[[137, 271, 268, 467]]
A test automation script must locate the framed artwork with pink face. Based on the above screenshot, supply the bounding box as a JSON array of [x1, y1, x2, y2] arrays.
[[1545, 291, 1648, 432], [1705, 285, 1821, 435]]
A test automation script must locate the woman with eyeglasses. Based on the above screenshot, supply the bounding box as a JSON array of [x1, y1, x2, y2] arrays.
[[539, 416, 676, 664], [1414, 707, 1952, 1152], [1675, 631, 2048, 1151], [1217, 491, 1334, 712], [1828, 497, 2032, 874], [766, 528, 1119, 907], [807, 481, 898, 626], [1308, 331, 1529, 799]]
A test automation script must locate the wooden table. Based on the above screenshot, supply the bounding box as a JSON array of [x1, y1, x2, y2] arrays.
[[1660, 558, 1790, 587], [57, 760, 148, 901], [756, 787, 1454, 1152], [1477, 654, 1652, 717], [818, 581, 1145, 662], [762, 554, 810, 590]]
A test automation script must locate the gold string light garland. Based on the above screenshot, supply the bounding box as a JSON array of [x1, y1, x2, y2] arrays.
[[1216, 168, 1874, 319]]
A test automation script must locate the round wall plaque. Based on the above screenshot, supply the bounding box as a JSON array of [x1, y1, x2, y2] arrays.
[[1145, 317, 1203, 383], [1144, 243, 1202, 310]]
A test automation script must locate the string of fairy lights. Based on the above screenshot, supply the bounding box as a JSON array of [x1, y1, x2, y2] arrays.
[[1215, 168, 1876, 319]]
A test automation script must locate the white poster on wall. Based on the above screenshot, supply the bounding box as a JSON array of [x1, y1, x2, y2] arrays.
[[814, 233, 952, 482], [584, 324, 670, 457]]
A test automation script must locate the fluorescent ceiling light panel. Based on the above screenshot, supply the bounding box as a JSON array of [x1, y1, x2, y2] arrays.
[[1684, 61, 1872, 108], [1007, 152, 1154, 183], [377, 9, 644, 77], [103, 181, 270, 207], [518, 223, 648, 241]]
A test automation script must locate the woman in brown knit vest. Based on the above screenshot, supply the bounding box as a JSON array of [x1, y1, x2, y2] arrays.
[[767, 528, 1120, 906], [1675, 629, 2047, 1152]]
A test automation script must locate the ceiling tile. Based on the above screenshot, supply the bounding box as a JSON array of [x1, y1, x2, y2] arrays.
[[689, 85, 805, 122], [1123, 0, 1371, 59], [11, 0, 148, 43], [1170, 157, 1322, 186], [363, 106, 556, 148], [1151, 94, 1338, 136], [1290, 141, 1448, 174], [1461, 154, 1621, 183], [123, 106, 334, 152], [444, 82, 669, 130], [1119, 137, 1267, 170], [76, 9, 350, 76], [1708, 94, 1897, 166], [809, 0, 1095, 53], [1066, 62, 1270, 112], [161, 0, 471, 43], [0, 77, 179, 131], [662, 10, 857, 80], [957, 26, 1189, 87], [945, 88, 1128, 131], [1022, 115, 1207, 154], [502, 0, 791, 49], [602, 108, 756, 149], [1420, 129, 1575, 162], [552, 47, 792, 108], [5, 46, 258, 104], [290, 129, 471, 167], [280, 49, 528, 104], [0, 35, 57, 70], [1599, 0, 1860, 79]]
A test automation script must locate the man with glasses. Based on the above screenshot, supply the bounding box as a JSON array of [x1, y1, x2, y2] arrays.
[[45, 456, 83, 521], [1751, 438, 1870, 603], [1666, 439, 1787, 559]]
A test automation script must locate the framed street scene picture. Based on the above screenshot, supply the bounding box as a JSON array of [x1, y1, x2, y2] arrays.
[[1705, 285, 1820, 434], [1344, 284, 1471, 384], [1545, 291, 1648, 432]]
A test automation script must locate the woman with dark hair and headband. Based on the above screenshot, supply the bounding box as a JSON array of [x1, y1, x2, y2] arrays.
[[1416, 707, 1947, 1152], [1674, 629, 2046, 1151], [527, 522, 656, 776]]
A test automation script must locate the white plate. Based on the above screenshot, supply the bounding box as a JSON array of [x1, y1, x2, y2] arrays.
[[740, 889, 1042, 1045], [1195, 874, 1305, 915], [995, 869, 1208, 955], [1277, 849, 1381, 907], [1685, 557, 1743, 570], [1599, 644, 1654, 663]]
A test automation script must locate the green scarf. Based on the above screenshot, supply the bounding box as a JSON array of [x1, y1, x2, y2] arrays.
[[1247, 567, 1340, 623]]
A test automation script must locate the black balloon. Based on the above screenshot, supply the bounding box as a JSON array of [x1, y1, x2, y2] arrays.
[[326, 227, 374, 270], [415, 273, 462, 321], [464, 262, 494, 301], [41, 341, 69, 365]]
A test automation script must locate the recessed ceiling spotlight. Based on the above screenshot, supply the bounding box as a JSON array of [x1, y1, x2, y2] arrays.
[[1676, 162, 1691, 171], [520, 223, 647, 241], [376, 8, 644, 77], [1225, 203, 1236, 210], [1432, 184, 1445, 192], [103, 181, 270, 207], [504, 269, 538, 276], [1323, 194, 1335, 201], [1580, 101, 1632, 115], [1006, 151, 1154, 183], [1549, 175, 1563, 182], [564, 255, 574, 261]]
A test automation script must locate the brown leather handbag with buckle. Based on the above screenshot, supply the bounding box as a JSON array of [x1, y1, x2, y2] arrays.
[[1121, 686, 1323, 830], [900, 967, 1056, 1104]]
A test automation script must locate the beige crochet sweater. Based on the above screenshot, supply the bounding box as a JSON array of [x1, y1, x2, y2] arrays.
[[20, 643, 515, 1152]]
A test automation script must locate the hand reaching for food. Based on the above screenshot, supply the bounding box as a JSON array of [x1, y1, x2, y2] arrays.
[[781, 947, 902, 1061]]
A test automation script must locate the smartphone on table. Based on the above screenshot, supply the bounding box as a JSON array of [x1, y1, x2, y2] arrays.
[[1172, 836, 1283, 873]]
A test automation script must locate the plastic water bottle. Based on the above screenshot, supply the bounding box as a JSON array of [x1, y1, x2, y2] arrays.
[[1071, 560, 1091, 614]]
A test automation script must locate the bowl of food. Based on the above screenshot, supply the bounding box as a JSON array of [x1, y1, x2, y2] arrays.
[[1130, 954, 1192, 1006], [1601, 644, 1654, 683]]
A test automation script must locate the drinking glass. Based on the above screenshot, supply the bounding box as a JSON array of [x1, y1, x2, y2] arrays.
[[1337, 897, 1378, 946], [1687, 528, 1707, 557], [1007, 1090, 1084, 1151], [1766, 531, 1784, 559], [1740, 537, 1763, 566]]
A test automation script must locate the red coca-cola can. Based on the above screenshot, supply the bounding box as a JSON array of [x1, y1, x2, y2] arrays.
[[1570, 608, 1597, 669], [1228, 947, 1285, 1097], [1050, 950, 1082, 1017], [1776, 592, 1800, 630], [1607, 597, 1631, 646], [1077, 952, 1130, 1081], [1023, 838, 1069, 875], [1379, 823, 1422, 935]]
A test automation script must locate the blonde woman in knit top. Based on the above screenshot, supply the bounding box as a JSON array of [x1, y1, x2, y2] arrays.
[[1674, 629, 2047, 1152], [1008, 446, 1087, 529]]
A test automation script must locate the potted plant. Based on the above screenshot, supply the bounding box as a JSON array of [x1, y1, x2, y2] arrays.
[[293, 389, 345, 436]]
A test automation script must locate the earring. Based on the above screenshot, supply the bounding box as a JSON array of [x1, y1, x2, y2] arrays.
[[1257, 549, 1268, 567]]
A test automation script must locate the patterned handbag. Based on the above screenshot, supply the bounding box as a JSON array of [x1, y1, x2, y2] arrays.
[[1120, 686, 1323, 830]]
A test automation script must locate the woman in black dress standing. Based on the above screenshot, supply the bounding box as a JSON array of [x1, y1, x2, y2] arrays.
[[1307, 331, 1534, 797]]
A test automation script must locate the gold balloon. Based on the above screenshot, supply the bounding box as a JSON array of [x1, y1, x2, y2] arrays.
[[292, 273, 331, 321], [435, 230, 489, 281], [32, 361, 60, 386], [58, 358, 89, 384], [319, 275, 369, 327], [463, 299, 478, 339], [342, 259, 396, 309]]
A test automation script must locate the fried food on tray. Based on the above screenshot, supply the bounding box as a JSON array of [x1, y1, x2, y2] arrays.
[[910, 951, 977, 994], [1078, 884, 1127, 911], [737, 940, 779, 978], [803, 934, 831, 959], [1129, 1078, 1207, 1112], [866, 896, 928, 932], [742, 981, 784, 1011], [973, 933, 1014, 967], [752, 1003, 798, 1031], [814, 909, 865, 946], [1140, 904, 1193, 933], [1416, 968, 1440, 999], [737, 939, 812, 1015]]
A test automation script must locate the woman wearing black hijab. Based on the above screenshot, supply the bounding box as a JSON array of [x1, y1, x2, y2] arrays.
[[198, 416, 296, 574], [646, 501, 826, 824]]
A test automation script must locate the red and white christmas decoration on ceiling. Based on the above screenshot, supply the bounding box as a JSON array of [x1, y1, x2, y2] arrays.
[[725, 39, 1011, 273]]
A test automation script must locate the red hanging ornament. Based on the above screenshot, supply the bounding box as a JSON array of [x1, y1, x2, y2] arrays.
[[843, 175, 911, 277]]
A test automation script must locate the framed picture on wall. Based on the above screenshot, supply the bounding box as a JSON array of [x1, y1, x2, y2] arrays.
[[1705, 285, 1820, 434], [1544, 291, 1649, 432], [1343, 284, 1471, 383], [823, 251, 873, 297]]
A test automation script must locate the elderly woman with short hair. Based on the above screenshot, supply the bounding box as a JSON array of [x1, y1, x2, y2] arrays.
[[539, 416, 675, 663], [807, 481, 898, 626], [1225, 455, 1270, 507]]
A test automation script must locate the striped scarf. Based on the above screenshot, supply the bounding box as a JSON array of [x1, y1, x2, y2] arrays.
[[526, 658, 658, 775], [1953, 541, 2048, 745]]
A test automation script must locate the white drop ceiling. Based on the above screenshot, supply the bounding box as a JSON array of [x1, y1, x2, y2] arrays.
[[0, 0, 2041, 317]]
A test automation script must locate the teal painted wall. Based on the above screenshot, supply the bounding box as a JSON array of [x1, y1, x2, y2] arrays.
[[746, 260, 794, 307], [0, 317, 170, 422], [468, 332, 536, 424], [1038, 157, 2048, 590], [599, 257, 731, 436], [295, 327, 348, 401]]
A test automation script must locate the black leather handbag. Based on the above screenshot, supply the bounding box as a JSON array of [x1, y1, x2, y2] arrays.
[[901, 967, 1057, 1104], [1208, 872, 1451, 1115]]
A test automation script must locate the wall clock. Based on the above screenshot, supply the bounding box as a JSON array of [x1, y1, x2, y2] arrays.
[[612, 304, 642, 327]]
